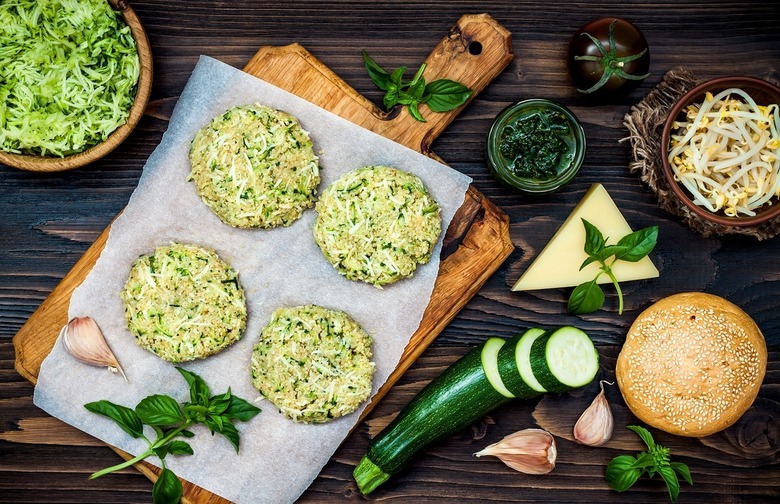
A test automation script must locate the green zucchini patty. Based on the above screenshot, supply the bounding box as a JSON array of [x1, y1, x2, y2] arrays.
[[251, 305, 375, 423], [313, 166, 442, 287], [121, 243, 247, 362], [188, 104, 320, 228]]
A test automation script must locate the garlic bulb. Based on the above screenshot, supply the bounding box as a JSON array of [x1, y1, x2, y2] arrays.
[[573, 380, 613, 446], [474, 428, 556, 474], [60, 317, 128, 382]]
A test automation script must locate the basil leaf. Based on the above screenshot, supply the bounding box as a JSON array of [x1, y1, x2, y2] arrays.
[[423, 79, 472, 112], [581, 219, 605, 257], [568, 277, 605, 314], [223, 395, 262, 422], [136, 395, 184, 426], [658, 464, 681, 503], [176, 367, 210, 407], [670, 461, 693, 486], [595, 244, 628, 262], [167, 440, 194, 456], [204, 413, 225, 434], [389, 66, 406, 87], [152, 468, 182, 504], [627, 425, 656, 450], [407, 101, 425, 122], [361, 50, 390, 91], [218, 419, 240, 452], [605, 455, 642, 492], [85, 400, 143, 439], [615, 225, 659, 262], [208, 389, 232, 416], [579, 255, 600, 271], [383, 87, 399, 109], [153, 440, 193, 459]]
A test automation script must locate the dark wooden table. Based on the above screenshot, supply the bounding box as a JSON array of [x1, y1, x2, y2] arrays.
[[2, 1, 779, 502]]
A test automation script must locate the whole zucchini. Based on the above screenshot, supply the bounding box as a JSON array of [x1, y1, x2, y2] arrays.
[[353, 327, 599, 494], [353, 341, 510, 494]]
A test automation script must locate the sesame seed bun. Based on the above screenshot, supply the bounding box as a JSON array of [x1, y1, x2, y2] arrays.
[[616, 292, 766, 437]]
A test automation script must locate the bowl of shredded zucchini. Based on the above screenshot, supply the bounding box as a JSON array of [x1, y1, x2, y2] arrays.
[[0, 0, 152, 172], [661, 76, 780, 227]]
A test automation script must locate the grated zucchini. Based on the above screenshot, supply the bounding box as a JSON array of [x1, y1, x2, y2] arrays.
[[0, 0, 140, 157]]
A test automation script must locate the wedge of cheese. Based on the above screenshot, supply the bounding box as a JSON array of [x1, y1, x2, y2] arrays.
[[512, 183, 659, 291]]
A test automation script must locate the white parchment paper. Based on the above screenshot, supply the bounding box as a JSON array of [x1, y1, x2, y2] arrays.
[[33, 56, 471, 503]]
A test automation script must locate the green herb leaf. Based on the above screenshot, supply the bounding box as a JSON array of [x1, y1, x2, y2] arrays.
[[575, 220, 659, 314], [152, 468, 183, 504], [168, 440, 194, 456], [136, 395, 184, 426], [383, 87, 399, 109], [658, 465, 681, 503], [670, 461, 693, 486], [407, 101, 425, 122], [389, 66, 406, 89], [606, 426, 692, 502], [218, 419, 241, 452], [605, 455, 642, 492], [361, 50, 391, 91], [568, 277, 605, 314], [423, 79, 473, 112], [595, 244, 628, 262], [176, 367, 211, 407], [86, 369, 259, 497], [153, 440, 193, 459], [85, 400, 144, 439], [615, 226, 659, 262], [361, 50, 471, 122], [627, 425, 656, 450], [581, 219, 606, 257], [208, 389, 232, 416], [223, 395, 262, 422]]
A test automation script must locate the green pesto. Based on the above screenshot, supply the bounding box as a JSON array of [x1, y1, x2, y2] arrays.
[[498, 108, 577, 182]]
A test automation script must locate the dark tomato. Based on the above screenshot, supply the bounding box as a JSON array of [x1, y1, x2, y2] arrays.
[[568, 18, 650, 99]]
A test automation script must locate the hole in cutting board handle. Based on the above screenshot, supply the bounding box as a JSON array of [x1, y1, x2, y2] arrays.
[[468, 41, 483, 55]]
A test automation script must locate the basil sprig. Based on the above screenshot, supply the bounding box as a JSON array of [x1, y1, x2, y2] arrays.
[[362, 50, 472, 122], [85, 367, 261, 504], [568, 219, 658, 315], [606, 425, 693, 502]]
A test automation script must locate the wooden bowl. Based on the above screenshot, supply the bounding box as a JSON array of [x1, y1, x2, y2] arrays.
[[0, 0, 153, 172], [660, 76, 780, 227]]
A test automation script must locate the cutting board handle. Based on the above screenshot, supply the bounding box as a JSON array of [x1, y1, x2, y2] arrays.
[[386, 13, 513, 154], [244, 13, 513, 157]]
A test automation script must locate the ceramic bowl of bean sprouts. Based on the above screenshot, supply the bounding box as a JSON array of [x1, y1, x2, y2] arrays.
[[661, 76, 780, 227]]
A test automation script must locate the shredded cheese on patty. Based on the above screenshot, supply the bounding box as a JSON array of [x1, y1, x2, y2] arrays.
[[188, 104, 320, 228], [121, 243, 247, 362], [251, 305, 374, 424], [313, 165, 441, 287]]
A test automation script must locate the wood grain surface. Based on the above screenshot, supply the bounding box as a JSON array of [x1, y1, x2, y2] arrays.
[[1, 1, 779, 503]]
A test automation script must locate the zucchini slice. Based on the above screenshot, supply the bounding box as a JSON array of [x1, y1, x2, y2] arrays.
[[530, 326, 599, 393], [481, 337, 515, 398], [497, 328, 545, 399], [353, 341, 511, 495], [516, 328, 548, 393]]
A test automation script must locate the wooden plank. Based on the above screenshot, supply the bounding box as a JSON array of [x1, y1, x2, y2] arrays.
[[12, 13, 514, 503]]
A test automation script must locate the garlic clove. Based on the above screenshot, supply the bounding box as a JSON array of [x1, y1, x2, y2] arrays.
[[474, 428, 556, 475], [61, 316, 128, 383], [573, 380, 613, 446]]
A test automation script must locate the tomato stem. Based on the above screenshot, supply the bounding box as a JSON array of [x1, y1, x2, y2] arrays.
[[573, 19, 650, 94]]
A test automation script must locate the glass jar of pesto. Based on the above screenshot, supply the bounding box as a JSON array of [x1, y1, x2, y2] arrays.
[[486, 99, 586, 194]]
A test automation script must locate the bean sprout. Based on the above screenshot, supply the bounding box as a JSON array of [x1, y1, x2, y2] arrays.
[[668, 87, 780, 217]]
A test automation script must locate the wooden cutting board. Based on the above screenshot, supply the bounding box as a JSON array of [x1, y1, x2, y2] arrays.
[[13, 13, 514, 503]]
